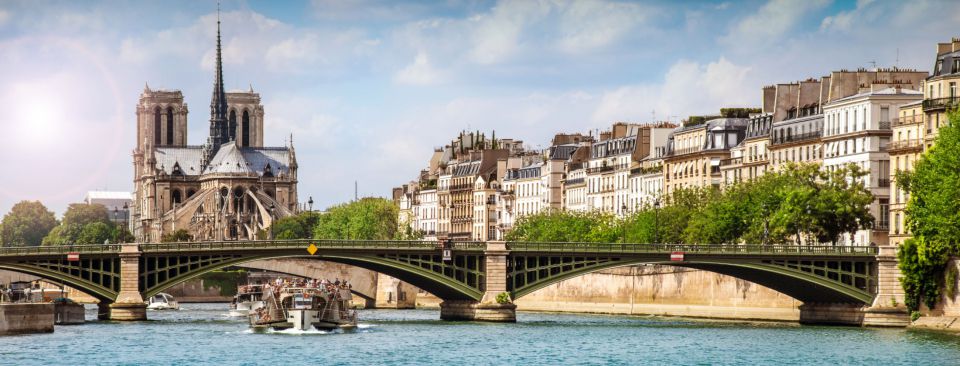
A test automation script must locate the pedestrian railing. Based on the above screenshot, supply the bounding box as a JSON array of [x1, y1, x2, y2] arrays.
[[0, 240, 877, 257], [0, 244, 122, 257], [506, 242, 878, 256]]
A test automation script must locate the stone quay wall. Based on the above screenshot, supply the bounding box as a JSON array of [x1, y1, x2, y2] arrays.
[[0, 303, 55, 335], [512, 265, 800, 321]]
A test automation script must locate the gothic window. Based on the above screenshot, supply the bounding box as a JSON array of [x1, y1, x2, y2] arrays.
[[186, 189, 196, 198], [229, 109, 237, 142], [172, 189, 182, 205], [166, 107, 174, 145], [242, 110, 250, 147], [154, 107, 161, 145]]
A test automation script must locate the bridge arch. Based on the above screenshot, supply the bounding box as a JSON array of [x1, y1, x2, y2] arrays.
[[139, 254, 483, 302], [0, 263, 117, 303], [507, 258, 875, 305]]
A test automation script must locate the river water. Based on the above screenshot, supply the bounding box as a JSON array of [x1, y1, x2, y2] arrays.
[[2, 303, 959, 365]]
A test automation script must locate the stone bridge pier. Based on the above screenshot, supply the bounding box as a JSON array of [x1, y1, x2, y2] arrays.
[[100, 244, 147, 321], [439, 241, 517, 322]]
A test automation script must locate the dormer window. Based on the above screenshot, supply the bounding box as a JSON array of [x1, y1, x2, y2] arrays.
[[263, 164, 274, 177], [171, 162, 183, 176]]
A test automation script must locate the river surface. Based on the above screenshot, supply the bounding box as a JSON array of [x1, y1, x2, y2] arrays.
[[2, 303, 959, 365]]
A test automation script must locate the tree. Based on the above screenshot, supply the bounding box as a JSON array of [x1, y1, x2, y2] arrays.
[[896, 111, 960, 311], [61, 203, 110, 227], [507, 210, 619, 243], [161, 229, 193, 243], [76, 222, 115, 244], [0, 200, 58, 247], [273, 211, 322, 240], [112, 226, 135, 244], [314, 198, 399, 240], [42, 224, 83, 246]]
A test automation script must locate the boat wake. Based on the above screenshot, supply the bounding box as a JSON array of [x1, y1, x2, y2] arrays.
[[266, 327, 335, 336]]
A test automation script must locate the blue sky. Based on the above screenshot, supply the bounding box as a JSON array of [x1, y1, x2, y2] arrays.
[[0, 0, 958, 215]]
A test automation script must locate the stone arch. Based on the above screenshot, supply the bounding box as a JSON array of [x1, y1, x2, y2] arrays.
[[242, 109, 251, 147], [166, 106, 175, 145], [171, 189, 182, 205], [229, 108, 238, 142], [153, 107, 161, 145]]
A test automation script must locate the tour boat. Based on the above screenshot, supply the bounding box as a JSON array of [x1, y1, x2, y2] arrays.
[[249, 286, 357, 332], [146, 293, 180, 310], [229, 285, 265, 317]]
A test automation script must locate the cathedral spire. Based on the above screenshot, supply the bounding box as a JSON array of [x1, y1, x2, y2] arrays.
[[203, 4, 230, 168]]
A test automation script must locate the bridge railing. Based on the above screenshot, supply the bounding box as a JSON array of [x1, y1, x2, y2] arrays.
[[0, 244, 122, 257], [506, 242, 878, 256], [139, 239, 487, 252]]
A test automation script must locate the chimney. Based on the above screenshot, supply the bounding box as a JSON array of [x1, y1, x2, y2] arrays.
[[762, 85, 776, 114], [939, 42, 954, 55]]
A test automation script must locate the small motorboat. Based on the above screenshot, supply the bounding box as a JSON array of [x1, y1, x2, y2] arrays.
[[146, 293, 180, 310]]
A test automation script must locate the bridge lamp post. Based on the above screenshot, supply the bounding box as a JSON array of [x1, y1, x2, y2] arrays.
[[653, 199, 660, 245], [269, 204, 276, 240], [308, 196, 314, 212], [621, 204, 628, 244]]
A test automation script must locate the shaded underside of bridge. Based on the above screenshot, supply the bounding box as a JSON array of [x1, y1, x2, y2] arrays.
[[0, 240, 879, 307]]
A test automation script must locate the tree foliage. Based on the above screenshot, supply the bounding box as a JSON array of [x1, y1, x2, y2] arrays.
[[314, 198, 399, 240], [506, 210, 619, 242], [0, 201, 58, 247], [509, 163, 875, 247], [273, 211, 322, 240], [896, 111, 960, 311], [161, 229, 193, 243], [42, 203, 125, 246]]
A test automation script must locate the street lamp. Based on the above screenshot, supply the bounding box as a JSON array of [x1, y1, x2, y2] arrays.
[[653, 199, 661, 245], [621, 203, 628, 243], [269, 203, 276, 240], [308, 196, 314, 212]]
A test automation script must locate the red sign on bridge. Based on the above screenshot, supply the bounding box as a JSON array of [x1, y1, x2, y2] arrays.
[[67, 252, 80, 262], [670, 251, 684, 261]]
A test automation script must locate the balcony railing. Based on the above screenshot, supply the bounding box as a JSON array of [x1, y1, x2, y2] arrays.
[[923, 96, 960, 111], [564, 178, 585, 186], [892, 115, 923, 127], [877, 178, 890, 188], [770, 131, 822, 146], [887, 139, 923, 152], [667, 146, 701, 156], [720, 157, 742, 167], [878, 121, 891, 130], [586, 164, 629, 174]]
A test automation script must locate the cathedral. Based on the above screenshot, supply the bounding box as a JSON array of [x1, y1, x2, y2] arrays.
[[131, 18, 298, 242]]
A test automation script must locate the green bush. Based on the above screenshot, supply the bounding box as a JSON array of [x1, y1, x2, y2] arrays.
[[911, 311, 921, 322], [495, 292, 511, 304]]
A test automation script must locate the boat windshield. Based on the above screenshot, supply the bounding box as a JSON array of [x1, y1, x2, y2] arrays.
[[153, 295, 166, 303], [293, 294, 311, 309]]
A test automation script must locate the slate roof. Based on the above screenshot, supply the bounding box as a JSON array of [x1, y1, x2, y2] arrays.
[[154, 142, 291, 177]]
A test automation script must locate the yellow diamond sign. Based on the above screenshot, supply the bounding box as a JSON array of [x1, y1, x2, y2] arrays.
[[306, 244, 318, 255]]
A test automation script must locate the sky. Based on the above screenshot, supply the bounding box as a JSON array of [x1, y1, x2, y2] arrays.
[[0, 0, 958, 216]]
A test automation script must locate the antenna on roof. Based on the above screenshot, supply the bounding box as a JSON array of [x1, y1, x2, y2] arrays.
[[895, 48, 900, 68], [868, 60, 877, 71]]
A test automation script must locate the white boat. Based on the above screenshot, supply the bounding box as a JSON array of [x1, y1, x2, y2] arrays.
[[250, 286, 357, 331], [146, 293, 180, 310], [229, 285, 265, 317]]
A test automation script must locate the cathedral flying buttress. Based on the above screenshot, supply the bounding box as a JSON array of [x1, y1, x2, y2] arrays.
[[131, 15, 298, 243]]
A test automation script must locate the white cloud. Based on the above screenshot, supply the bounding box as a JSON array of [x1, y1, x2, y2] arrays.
[[0, 9, 10, 26], [393, 51, 444, 85], [820, 0, 876, 32], [555, 0, 651, 53], [721, 0, 829, 47], [592, 57, 754, 124]]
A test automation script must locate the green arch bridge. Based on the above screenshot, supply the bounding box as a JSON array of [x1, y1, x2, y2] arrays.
[[0, 240, 906, 325]]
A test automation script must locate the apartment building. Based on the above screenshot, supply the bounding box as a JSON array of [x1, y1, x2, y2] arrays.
[[888, 101, 924, 246], [664, 118, 748, 195], [822, 86, 921, 246]]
